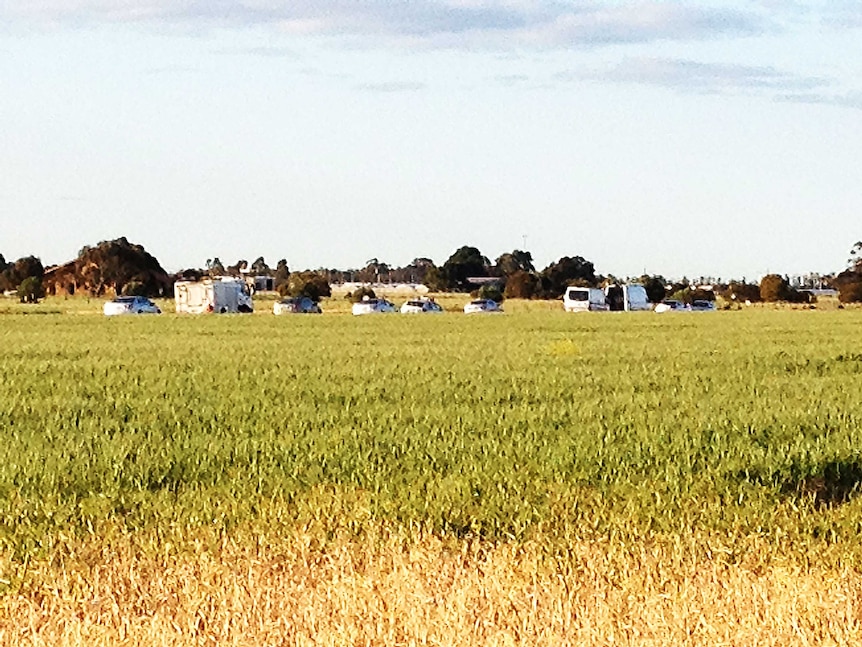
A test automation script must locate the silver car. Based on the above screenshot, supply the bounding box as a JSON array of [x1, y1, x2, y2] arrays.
[[103, 296, 161, 316]]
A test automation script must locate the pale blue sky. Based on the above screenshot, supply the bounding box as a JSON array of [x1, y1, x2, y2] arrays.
[[2, 1, 860, 280]]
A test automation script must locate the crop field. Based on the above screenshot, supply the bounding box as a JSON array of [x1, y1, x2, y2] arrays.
[[2, 302, 862, 645]]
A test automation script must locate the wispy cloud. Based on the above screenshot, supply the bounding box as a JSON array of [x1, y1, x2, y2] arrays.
[[354, 81, 426, 93], [214, 45, 299, 58], [564, 57, 830, 94], [1, 2, 768, 48], [777, 91, 862, 110], [818, 1, 862, 29]]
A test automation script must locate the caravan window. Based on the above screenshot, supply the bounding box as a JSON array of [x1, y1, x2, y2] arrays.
[[567, 289, 588, 301]]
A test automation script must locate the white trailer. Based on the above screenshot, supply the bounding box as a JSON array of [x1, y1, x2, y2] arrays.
[[563, 287, 609, 312], [174, 277, 254, 314]]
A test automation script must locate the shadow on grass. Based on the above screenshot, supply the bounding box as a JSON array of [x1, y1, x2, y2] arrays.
[[741, 458, 862, 507]]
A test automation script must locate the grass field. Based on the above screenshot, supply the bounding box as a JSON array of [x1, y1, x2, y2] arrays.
[[2, 300, 861, 644]]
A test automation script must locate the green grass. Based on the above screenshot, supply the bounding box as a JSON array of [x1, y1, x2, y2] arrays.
[[2, 305, 862, 560]]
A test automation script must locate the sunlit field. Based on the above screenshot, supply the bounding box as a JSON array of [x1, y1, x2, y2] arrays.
[[2, 301, 861, 644]]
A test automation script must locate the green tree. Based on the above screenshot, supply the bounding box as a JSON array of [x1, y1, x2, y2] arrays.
[[503, 270, 539, 299], [495, 250, 535, 277], [273, 259, 290, 292], [2, 255, 44, 290], [538, 256, 596, 299], [227, 259, 248, 276], [760, 274, 791, 302], [281, 271, 331, 301], [476, 283, 504, 303], [348, 286, 377, 303], [17, 276, 45, 303], [250, 257, 271, 276], [75, 239, 168, 296], [721, 281, 761, 303], [839, 282, 862, 303], [206, 257, 226, 277], [848, 241, 862, 273], [639, 275, 667, 303], [441, 246, 490, 291]]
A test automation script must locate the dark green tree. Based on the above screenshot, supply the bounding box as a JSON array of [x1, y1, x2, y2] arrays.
[[720, 281, 760, 303], [760, 274, 793, 302], [206, 257, 226, 277], [442, 246, 490, 291], [839, 282, 862, 303], [1, 255, 44, 291], [75, 238, 168, 296], [17, 276, 45, 303], [503, 270, 539, 299], [538, 256, 596, 299], [639, 275, 668, 303], [281, 271, 331, 301], [250, 256, 271, 276], [476, 283, 504, 303], [423, 265, 448, 292], [273, 259, 290, 292], [495, 250, 535, 277]]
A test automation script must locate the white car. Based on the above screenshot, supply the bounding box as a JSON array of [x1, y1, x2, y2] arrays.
[[400, 298, 444, 314], [654, 300, 691, 313], [273, 296, 322, 314], [352, 297, 397, 315], [464, 299, 502, 314], [103, 296, 161, 316]]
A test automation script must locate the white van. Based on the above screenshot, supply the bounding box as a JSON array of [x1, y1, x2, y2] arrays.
[[604, 284, 652, 311], [563, 287, 608, 312]]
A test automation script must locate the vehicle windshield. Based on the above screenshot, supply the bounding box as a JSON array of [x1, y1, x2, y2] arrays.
[[567, 290, 588, 301]]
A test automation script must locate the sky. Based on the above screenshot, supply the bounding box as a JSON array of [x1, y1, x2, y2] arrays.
[[1, 1, 860, 280]]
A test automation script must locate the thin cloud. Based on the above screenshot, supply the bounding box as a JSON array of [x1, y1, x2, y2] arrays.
[[354, 81, 426, 93], [777, 91, 862, 110], [819, 1, 862, 29], [565, 57, 830, 95], [214, 45, 300, 58], [1, 2, 768, 48]]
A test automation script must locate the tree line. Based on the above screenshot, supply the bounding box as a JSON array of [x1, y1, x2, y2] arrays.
[[2, 238, 862, 304]]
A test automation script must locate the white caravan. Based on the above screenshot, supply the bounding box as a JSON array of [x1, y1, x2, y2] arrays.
[[174, 277, 254, 314], [563, 287, 609, 312], [604, 284, 652, 311]]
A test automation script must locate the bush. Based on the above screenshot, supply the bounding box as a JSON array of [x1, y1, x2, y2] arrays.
[[281, 271, 331, 302], [121, 281, 148, 297], [18, 276, 45, 303], [348, 287, 377, 303], [503, 271, 538, 299], [839, 282, 862, 303], [476, 284, 504, 303], [760, 274, 790, 302]]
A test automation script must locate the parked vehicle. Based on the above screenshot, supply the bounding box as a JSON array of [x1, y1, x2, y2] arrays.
[[174, 277, 254, 314], [563, 287, 608, 312], [654, 299, 691, 313], [464, 299, 502, 314], [691, 299, 717, 312], [273, 296, 322, 314], [352, 297, 397, 315], [103, 296, 161, 316], [400, 298, 443, 314], [604, 284, 652, 311]]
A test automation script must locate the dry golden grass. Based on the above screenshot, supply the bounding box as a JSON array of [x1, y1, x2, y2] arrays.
[[1, 527, 860, 646]]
